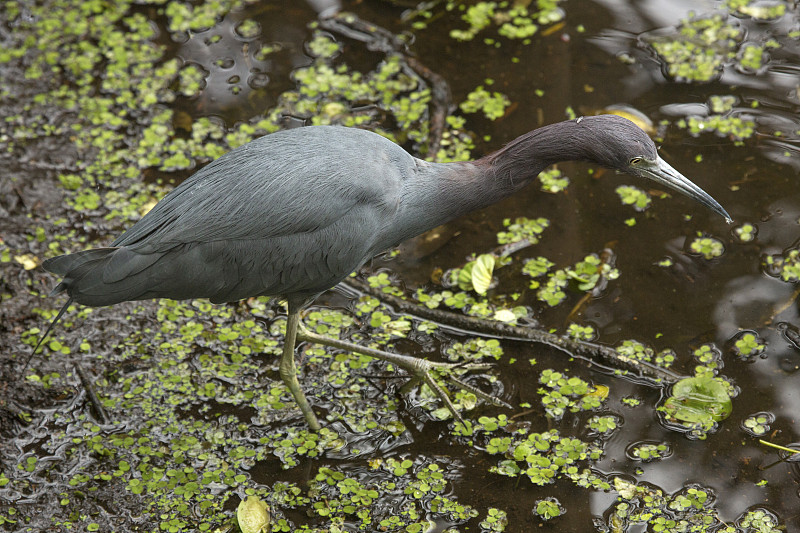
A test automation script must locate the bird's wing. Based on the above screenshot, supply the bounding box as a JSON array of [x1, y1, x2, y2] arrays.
[[113, 128, 408, 251]]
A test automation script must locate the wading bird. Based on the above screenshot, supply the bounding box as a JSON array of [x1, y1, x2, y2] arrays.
[[36, 115, 730, 430]]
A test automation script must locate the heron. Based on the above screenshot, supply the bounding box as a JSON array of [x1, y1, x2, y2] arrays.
[[34, 115, 730, 430]]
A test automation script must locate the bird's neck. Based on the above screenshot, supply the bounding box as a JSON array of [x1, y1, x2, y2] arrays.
[[477, 120, 599, 186], [382, 121, 601, 246]]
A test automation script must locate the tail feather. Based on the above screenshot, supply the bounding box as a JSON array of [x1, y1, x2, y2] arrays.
[[42, 247, 166, 306], [103, 246, 162, 283], [44, 248, 117, 297], [43, 248, 118, 276]]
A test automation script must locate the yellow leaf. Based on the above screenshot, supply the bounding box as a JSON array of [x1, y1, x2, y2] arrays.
[[470, 254, 496, 295], [14, 254, 40, 270], [237, 495, 270, 533], [587, 384, 609, 401], [493, 309, 516, 322]]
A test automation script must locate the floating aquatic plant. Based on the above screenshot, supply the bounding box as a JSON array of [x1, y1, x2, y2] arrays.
[[660, 375, 733, 439]]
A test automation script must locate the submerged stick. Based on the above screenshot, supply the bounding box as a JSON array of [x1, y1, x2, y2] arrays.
[[343, 277, 683, 384]]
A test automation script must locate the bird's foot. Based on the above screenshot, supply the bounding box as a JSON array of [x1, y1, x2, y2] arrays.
[[296, 324, 510, 426]]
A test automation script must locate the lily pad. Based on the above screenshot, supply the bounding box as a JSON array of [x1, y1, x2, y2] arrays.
[[663, 375, 732, 424]]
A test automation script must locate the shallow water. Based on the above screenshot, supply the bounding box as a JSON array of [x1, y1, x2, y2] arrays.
[[2, 0, 799, 531]]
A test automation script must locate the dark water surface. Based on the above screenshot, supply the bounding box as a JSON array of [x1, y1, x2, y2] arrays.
[[2, 0, 799, 531], [360, 1, 800, 528]]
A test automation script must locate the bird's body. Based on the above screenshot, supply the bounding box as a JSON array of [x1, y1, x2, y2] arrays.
[[39, 115, 731, 429], [46, 127, 490, 308]]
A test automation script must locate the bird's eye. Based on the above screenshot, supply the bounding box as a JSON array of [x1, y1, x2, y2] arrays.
[[629, 157, 643, 165]]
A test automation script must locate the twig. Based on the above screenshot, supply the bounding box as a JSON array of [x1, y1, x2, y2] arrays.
[[74, 363, 110, 425], [759, 439, 800, 455], [317, 12, 451, 158], [341, 277, 683, 384]]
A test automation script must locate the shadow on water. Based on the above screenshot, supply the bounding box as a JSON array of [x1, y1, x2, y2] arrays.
[[1, 0, 799, 531]]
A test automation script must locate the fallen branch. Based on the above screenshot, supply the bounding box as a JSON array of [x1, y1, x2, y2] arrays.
[[342, 276, 684, 385]]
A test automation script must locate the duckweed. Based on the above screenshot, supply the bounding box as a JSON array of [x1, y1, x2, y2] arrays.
[[534, 498, 563, 520], [531, 253, 618, 307], [459, 83, 511, 120], [446, 337, 503, 362], [448, 1, 565, 42], [628, 442, 671, 462], [734, 222, 757, 242], [587, 415, 620, 436], [566, 323, 596, 341], [616, 185, 652, 211], [647, 14, 742, 82], [762, 248, 800, 282], [733, 331, 765, 357], [3, 0, 785, 531], [497, 217, 550, 245], [677, 114, 756, 142], [742, 412, 773, 436], [726, 0, 786, 20], [538, 168, 569, 193], [538, 369, 605, 419]]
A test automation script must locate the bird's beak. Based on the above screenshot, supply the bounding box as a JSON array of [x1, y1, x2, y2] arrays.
[[641, 157, 732, 223]]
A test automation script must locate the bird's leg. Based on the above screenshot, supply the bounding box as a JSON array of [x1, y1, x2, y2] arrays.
[[280, 311, 322, 431], [295, 323, 511, 425]]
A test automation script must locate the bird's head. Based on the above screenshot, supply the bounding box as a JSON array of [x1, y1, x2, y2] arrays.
[[576, 114, 732, 223]]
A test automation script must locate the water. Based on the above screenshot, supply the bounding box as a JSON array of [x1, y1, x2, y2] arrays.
[[2, 1, 799, 531]]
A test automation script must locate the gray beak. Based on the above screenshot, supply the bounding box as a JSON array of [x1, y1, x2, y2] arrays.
[[642, 157, 732, 223]]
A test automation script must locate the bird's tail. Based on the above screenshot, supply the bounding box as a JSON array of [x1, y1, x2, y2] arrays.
[[42, 247, 164, 306], [22, 246, 156, 376], [44, 248, 118, 297], [19, 249, 118, 376]]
